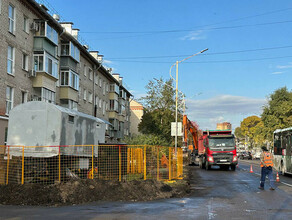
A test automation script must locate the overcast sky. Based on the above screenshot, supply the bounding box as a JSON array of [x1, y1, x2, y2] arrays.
[[43, 0, 292, 130]]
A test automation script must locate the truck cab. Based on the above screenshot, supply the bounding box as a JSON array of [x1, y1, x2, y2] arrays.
[[199, 130, 238, 171]]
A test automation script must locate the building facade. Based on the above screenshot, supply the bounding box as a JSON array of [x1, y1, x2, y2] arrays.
[[130, 100, 144, 135], [0, 0, 132, 145], [216, 122, 232, 130]]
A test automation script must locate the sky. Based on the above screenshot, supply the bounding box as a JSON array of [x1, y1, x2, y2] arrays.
[[41, 0, 292, 130]]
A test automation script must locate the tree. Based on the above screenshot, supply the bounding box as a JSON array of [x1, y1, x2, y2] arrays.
[[261, 87, 292, 141], [138, 78, 184, 145], [234, 127, 244, 140], [240, 116, 261, 148], [123, 134, 169, 146]]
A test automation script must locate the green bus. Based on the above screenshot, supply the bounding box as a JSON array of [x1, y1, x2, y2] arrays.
[[273, 127, 292, 175]]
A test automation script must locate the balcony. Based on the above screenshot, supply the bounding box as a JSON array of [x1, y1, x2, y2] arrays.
[[59, 87, 78, 102], [32, 72, 57, 92]]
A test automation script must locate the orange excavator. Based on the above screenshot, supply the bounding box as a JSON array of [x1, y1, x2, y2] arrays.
[[183, 115, 201, 165]]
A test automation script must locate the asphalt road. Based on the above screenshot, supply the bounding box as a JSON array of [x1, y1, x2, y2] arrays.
[[0, 160, 291, 220]]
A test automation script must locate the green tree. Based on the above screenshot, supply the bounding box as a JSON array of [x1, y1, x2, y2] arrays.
[[261, 87, 292, 141], [138, 78, 184, 145], [240, 116, 261, 148], [123, 134, 169, 146], [234, 127, 244, 140]]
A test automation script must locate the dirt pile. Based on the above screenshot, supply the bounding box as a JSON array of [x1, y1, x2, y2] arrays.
[[0, 177, 190, 206]]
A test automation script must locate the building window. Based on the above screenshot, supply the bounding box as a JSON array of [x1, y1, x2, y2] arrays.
[[34, 52, 58, 78], [84, 65, 87, 77], [110, 100, 118, 112], [60, 99, 77, 110], [7, 46, 14, 75], [110, 84, 119, 94], [8, 4, 15, 34], [89, 68, 93, 81], [23, 16, 29, 33], [95, 73, 98, 84], [35, 21, 58, 45], [22, 53, 28, 71], [6, 86, 14, 115], [60, 70, 79, 90], [88, 92, 93, 103], [99, 99, 102, 108], [70, 42, 80, 62], [95, 96, 98, 105], [103, 82, 106, 95], [68, 115, 74, 123], [21, 91, 27, 103], [99, 78, 102, 87], [61, 43, 69, 55], [83, 89, 87, 100], [103, 101, 106, 115], [41, 88, 55, 103], [61, 42, 80, 62]]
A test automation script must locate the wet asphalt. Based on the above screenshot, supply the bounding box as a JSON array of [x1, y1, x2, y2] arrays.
[[0, 160, 291, 220]]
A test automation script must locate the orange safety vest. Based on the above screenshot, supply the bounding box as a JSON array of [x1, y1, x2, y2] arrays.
[[261, 152, 273, 167]]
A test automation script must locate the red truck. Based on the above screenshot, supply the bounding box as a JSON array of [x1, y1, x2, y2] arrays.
[[198, 130, 238, 171]]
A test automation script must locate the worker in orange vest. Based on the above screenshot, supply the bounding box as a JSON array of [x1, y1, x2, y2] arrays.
[[258, 146, 276, 190]]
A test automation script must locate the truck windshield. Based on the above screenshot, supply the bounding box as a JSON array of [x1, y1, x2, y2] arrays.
[[208, 138, 235, 150]]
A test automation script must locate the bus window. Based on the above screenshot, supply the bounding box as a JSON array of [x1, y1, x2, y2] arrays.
[[274, 133, 281, 155]]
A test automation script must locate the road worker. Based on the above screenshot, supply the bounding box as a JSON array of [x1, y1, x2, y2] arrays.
[[258, 146, 276, 190]]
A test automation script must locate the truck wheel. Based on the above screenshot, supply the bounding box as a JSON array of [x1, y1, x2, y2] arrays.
[[231, 165, 236, 171]]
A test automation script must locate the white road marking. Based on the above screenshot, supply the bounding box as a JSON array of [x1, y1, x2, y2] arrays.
[[242, 169, 292, 187], [281, 182, 292, 187]]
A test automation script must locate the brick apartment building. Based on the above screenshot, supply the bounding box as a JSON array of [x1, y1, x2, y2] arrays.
[[0, 0, 132, 145]]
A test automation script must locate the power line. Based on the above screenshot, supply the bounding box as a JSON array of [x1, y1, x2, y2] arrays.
[[84, 19, 292, 41], [107, 45, 292, 60], [81, 7, 292, 34], [108, 55, 292, 64]]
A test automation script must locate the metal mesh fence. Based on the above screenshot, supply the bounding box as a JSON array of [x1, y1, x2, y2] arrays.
[[0, 145, 183, 185]]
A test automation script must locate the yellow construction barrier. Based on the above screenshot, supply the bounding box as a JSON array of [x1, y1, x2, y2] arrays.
[[0, 145, 183, 185]]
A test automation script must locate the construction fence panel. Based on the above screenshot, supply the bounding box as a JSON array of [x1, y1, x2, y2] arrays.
[[0, 145, 183, 185]]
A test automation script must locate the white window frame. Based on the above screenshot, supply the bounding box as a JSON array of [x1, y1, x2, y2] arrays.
[[103, 101, 106, 115], [7, 45, 15, 75], [84, 65, 87, 77], [22, 53, 28, 71], [41, 88, 55, 104], [99, 99, 102, 108], [89, 68, 93, 81], [60, 70, 79, 90], [34, 51, 59, 79], [6, 86, 14, 115], [69, 42, 80, 62], [69, 100, 77, 110], [83, 89, 87, 100], [88, 92, 93, 103], [95, 73, 98, 85], [8, 4, 15, 34], [23, 15, 29, 33], [103, 82, 106, 95]]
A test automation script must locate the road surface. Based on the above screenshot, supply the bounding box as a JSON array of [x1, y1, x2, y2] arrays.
[[0, 160, 291, 220]]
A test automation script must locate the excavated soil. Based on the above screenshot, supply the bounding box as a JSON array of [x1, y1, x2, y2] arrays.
[[0, 167, 191, 206]]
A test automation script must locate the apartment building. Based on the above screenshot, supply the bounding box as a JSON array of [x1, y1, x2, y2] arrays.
[[0, 0, 132, 145]]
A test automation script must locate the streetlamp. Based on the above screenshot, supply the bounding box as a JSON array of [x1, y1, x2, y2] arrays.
[[169, 48, 208, 154]]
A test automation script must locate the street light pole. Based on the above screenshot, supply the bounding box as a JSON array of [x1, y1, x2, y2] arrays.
[[170, 48, 208, 154]]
